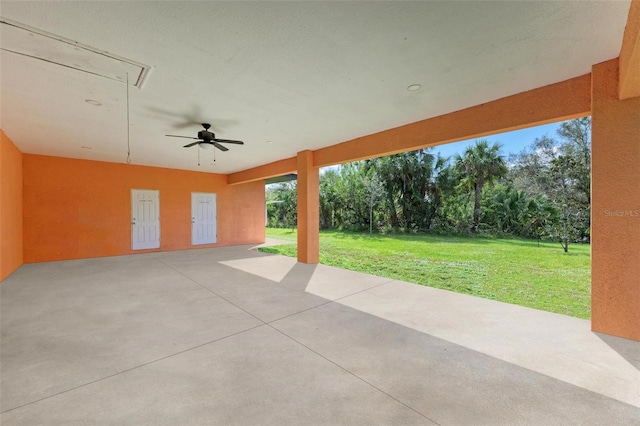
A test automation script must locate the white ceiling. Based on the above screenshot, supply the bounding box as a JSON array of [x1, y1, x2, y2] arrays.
[[0, 1, 631, 174]]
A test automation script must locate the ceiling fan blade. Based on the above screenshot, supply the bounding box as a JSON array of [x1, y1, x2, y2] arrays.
[[213, 142, 229, 152], [183, 141, 201, 148], [213, 138, 244, 145], [166, 134, 198, 139]]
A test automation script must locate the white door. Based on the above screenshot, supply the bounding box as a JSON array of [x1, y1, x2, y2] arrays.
[[192, 192, 217, 245], [131, 189, 160, 250]]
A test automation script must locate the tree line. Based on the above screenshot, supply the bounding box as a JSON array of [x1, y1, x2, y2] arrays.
[[266, 118, 591, 252]]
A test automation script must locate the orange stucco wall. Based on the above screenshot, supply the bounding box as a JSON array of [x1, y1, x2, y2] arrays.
[[619, 0, 640, 99], [23, 154, 265, 263], [296, 150, 319, 263], [0, 131, 24, 280], [591, 59, 640, 341], [228, 157, 297, 185], [312, 75, 591, 169]]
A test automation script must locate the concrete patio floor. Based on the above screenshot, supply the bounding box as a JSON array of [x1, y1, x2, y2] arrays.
[[1, 244, 639, 425]]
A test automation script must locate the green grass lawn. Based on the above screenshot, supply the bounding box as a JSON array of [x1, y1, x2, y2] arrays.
[[260, 228, 591, 319]]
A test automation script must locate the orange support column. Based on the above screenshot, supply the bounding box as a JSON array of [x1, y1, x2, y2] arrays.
[[296, 150, 319, 264], [591, 59, 640, 341]]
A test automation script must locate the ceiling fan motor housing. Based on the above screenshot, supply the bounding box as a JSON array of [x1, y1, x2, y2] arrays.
[[197, 130, 214, 140]]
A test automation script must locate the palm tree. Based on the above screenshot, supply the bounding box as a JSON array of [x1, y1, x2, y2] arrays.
[[366, 155, 401, 228], [455, 140, 507, 232]]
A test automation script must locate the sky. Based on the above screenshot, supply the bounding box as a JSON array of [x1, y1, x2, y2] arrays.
[[431, 121, 565, 160]]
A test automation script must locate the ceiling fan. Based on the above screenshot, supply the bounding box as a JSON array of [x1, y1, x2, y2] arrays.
[[166, 123, 244, 151]]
